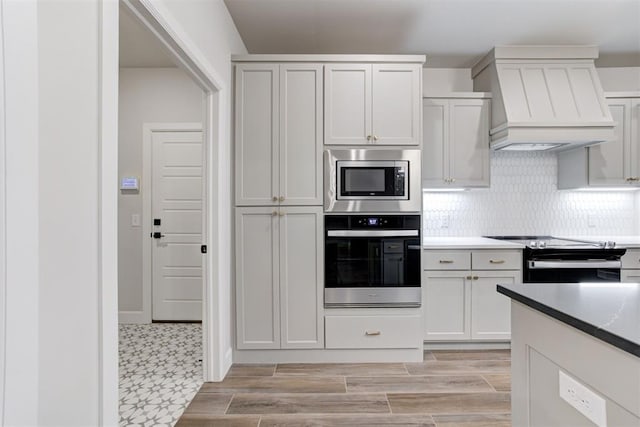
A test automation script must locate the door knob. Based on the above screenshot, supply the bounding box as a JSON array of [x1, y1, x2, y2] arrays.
[[152, 232, 165, 239]]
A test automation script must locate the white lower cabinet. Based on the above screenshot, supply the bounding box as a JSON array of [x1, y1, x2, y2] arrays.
[[423, 249, 522, 341], [471, 271, 517, 340], [423, 271, 470, 340], [621, 249, 640, 282], [235, 206, 324, 350]]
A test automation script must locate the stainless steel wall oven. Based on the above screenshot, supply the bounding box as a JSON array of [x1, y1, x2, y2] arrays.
[[324, 149, 421, 212], [324, 214, 421, 307]]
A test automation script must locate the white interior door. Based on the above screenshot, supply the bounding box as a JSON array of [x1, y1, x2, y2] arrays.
[[151, 129, 204, 321]]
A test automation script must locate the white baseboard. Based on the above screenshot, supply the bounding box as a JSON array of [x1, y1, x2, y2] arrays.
[[424, 341, 511, 350], [118, 311, 150, 324]]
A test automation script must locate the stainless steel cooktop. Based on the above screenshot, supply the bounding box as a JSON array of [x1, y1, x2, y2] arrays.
[[485, 235, 617, 250]]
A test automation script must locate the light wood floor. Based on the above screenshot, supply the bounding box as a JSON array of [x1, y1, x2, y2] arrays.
[[176, 350, 511, 427]]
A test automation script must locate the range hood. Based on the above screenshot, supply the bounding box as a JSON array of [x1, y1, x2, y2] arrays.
[[471, 46, 615, 152]]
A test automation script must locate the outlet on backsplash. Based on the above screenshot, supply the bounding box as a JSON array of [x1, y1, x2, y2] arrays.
[[440, 214, 450, 228]]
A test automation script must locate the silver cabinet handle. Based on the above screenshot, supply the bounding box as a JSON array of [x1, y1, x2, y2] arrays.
[[473, 275, 479, 280], [279, 211, 285, 217], [466, 275, 472, 280], [450, 178, 456, 183], [279, 196, 285, 202], [366, 135, 372, 141], [365, 331, 381, 336], [272, 211, 278, 216], [439, 260, 454, 264], [489, 259, 505, 264], [272, 196, 278, 202], [373, 135, 378, 141]]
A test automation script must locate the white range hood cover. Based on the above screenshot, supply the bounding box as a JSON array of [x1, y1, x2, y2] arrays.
[[471, 46, 615, 152]]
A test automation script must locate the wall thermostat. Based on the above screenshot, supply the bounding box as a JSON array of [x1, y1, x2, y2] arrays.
[[120, 176, 139, 191]]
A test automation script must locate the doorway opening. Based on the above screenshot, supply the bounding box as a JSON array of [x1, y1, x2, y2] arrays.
[[116, 1, 223, 424]]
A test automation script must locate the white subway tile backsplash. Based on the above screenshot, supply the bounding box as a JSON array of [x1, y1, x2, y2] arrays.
[[423, 151, 638, 236]]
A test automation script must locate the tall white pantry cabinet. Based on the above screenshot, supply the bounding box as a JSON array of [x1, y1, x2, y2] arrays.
[[234, 63, 324, 349]]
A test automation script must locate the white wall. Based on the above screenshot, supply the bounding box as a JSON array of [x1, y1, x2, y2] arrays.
[[597, 67, 640, 91], [118, 68, 203, 321], [1, 1, 40, 424], [37, 1, 102, 424], [422, 68, 473, 95], [149, 0, 247, 377], [423, 152, 638, 237]]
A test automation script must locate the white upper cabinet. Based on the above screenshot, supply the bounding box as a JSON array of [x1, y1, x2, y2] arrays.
[[279, 64, 323, 205], [325, 63, 421, 145], [236, 63, 323, 206], [324, 64, 371, 145], [235, 64, 279, 205], [423, 96, 490, 188], [558, 94, 640, 189]]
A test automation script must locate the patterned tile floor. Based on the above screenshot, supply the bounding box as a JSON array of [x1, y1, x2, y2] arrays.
[[119, 323, 203, 427]]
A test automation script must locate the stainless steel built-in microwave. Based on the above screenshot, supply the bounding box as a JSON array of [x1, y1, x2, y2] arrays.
[[324, 149, 421, 212]]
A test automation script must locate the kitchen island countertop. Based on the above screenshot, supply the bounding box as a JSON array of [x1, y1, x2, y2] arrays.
[[498, 282, 640, 357]]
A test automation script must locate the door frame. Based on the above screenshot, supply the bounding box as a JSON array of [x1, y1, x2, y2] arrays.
[[102, 2, 230, 423], [142, 123, 203, 323]]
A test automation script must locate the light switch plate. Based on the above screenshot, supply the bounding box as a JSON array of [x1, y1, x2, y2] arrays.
[[559, 370, 607, 427], [131, 214, 141, 227]]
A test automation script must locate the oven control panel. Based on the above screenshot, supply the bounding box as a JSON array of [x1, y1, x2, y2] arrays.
[[358, 217, 388, 227], [325, 215, 420, 230]]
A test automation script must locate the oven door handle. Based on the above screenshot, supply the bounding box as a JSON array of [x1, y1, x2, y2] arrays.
[[528, 260, 622, 269], [327, 230, 419, 237]]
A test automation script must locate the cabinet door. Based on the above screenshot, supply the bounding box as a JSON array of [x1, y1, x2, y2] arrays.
[[279, 207, 324, 348], [630, 99, 640, 180], [372, 64, 421, 145], [471, 270, 518, 340], [621, 270, 640, 283], [422, 98, 449, 187], [235, 207, 280, 349], [589, 99, 630, 186], [279, 64, 323, 205], [324, 64, 371, 145], [423, 270, 471, 341], [235, 64, 279, 205], [449, 99, 490, 187]]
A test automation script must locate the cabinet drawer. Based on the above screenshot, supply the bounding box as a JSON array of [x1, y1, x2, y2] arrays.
[[325, 315, 421, 349], [424, 251, 471, 270], [621, 249, 640, 269], [472, 250, 522, 270]]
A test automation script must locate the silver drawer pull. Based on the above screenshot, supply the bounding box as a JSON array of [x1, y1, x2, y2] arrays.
[[439, 260, 454, 264], [489, 259, 505, 264], [365, 331, 381, 336]]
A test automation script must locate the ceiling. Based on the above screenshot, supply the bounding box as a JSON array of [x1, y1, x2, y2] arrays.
[[120, 0, 640, 68], [223, 0, 640, 67]]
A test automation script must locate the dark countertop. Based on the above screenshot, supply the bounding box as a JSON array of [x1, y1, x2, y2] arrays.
[[497, 283, 640, 358]]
